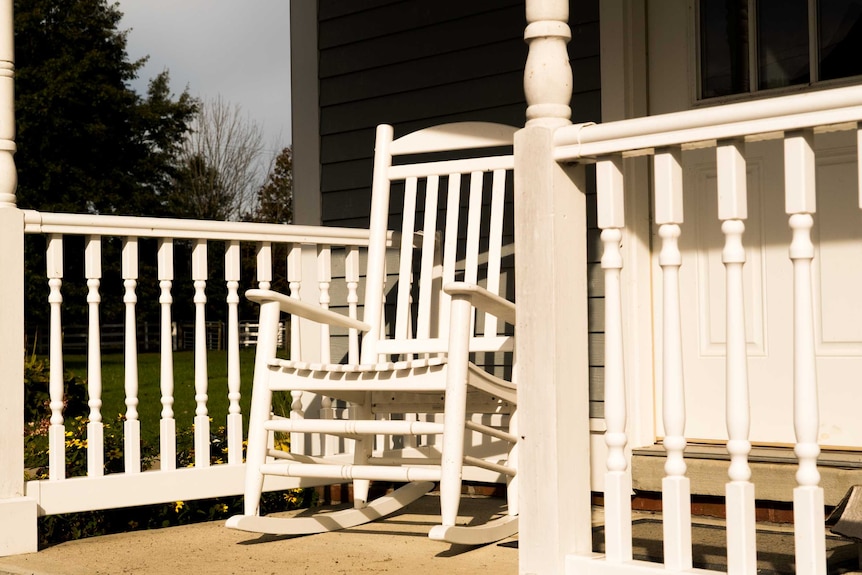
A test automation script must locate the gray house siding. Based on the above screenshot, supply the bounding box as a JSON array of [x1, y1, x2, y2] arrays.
[[318, 0, 600, 226]]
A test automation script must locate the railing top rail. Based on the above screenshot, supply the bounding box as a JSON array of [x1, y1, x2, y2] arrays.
[[554, 84, 862, 161], [22, 210, 378, 246]]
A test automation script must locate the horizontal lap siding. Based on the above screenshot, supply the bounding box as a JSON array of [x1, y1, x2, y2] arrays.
[[317, 0, 603, 411], [318, 0, 601, 226], [319, 0, 526, 227]]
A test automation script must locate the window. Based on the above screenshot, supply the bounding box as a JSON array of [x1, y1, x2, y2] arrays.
[[699, 0, 862, 99]]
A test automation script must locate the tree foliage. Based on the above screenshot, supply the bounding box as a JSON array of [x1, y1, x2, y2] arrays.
[[14, 0, 198, 216], [14, 0, 199, 336], [245, 146, 293, 224], [171, 96, 265, 221]]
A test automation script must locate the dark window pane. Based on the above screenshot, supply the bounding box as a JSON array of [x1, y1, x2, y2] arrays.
[[700, 0, 750, 98], [757, 0, 809, 89], [819, 0, 862, 81]]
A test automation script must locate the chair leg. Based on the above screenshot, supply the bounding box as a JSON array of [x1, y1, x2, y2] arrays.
[[351, 397, 374, 509], [439, 296, 471, 527], [240, 373, 273, 515], [439, 441, 464, 527], [241, 300, 280, 516]]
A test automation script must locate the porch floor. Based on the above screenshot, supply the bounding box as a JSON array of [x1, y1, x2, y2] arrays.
[[0, 494, 860, 575]]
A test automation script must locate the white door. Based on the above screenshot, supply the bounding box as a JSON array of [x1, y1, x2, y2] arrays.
[[648, 1, 862, 449]]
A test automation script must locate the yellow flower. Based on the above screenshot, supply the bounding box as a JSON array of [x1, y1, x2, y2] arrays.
[[174, 501, 185, 513], [283, 489, 303, 506]]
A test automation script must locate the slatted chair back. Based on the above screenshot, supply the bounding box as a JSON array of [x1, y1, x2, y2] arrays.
[[360, 122, 517, 367]]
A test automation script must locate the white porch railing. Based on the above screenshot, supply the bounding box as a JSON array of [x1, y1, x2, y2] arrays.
[[0, 209, 376, 555], [558, 84, 862, 575]]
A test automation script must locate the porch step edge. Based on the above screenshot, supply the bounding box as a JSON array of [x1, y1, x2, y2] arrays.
[[632, 451, 862, 506]]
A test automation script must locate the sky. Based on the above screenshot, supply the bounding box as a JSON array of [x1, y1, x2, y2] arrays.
[[116, 0, 292, 157]]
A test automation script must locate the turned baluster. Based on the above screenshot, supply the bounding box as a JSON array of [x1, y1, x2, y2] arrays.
[[192, 239, 210, 468], [256, 241, 272, 291], [46, 235, 65, 480], [785, 129, 826, 575], [157, 238, 176, 471], [716, 140, 757, 574], [654, 147, 692, 571], [85, 236, 104, 476], [346, 246, 360, 364], [287, 244, 302, 358], [317, 245, 332, 364], [597, 156, 632, 562], [286, 243, 304, 454], [226, 241, 242, 464], [122, 237, 141, 473]]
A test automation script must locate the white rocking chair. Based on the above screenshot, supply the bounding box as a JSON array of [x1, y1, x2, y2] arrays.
[[227, 122, 518, 545]]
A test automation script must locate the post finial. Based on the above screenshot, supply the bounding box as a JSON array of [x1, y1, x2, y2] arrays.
[[524, 0, 573, 128], [0, 0, 16, 208]]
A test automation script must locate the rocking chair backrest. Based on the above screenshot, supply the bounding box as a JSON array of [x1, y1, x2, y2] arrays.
[[360, 122, 517, 364]]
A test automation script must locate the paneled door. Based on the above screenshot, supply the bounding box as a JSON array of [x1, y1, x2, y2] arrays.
[[648, 0, 862, 448]]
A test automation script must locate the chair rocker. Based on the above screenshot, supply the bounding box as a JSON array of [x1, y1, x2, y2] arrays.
[[227, 122, 519, 545]]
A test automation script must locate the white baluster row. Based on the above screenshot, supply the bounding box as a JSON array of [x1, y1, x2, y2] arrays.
[[38, 233, 363, 477], [591, 131, 833, 573]]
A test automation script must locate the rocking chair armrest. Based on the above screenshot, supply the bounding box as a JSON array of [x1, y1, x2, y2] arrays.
[[443, 282, 516, 325], [246, 288, 372, 332]]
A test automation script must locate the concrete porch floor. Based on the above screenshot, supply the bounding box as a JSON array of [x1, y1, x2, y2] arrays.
[[1, 493, 861, 575]]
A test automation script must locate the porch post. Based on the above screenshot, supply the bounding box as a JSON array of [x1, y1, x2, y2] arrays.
[[517, 1, 592, 573], [0, 0, 37, 557]]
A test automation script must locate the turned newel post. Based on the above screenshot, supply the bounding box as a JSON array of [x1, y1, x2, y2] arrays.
[[0, 0, 36, 556], [524, 0, 572, 127], [0, 0, 14, 207], [517, 1, 589, 574]]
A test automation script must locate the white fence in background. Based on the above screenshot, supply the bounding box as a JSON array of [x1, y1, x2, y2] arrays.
[[0, 211, 377, 554], [557, 85, 862, 574]]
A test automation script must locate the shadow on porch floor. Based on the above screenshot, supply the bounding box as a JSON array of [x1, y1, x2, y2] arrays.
[[590, 513, 862, 574], [0, 495, 860, 575]]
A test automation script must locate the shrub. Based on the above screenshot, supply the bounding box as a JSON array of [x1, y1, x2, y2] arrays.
[[23, 350, 88, 424]]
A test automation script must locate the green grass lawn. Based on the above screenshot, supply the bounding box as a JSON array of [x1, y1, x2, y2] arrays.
[[63, 349, 260, 446]]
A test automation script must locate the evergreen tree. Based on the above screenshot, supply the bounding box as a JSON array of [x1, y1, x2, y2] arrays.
[[245, 147, 293, 224], [14, 0, 198, 338], [14, 0, 198, 216]]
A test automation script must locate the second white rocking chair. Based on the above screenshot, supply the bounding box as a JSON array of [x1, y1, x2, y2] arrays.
[[227, 121, 518, 545]]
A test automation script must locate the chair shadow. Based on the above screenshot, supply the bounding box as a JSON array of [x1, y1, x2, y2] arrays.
[[235, 493, 516, 553]]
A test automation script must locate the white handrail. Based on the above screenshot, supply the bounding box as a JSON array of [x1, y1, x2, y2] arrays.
[[21, 210, 375, 245], [554, 84, 862, 160]]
